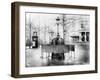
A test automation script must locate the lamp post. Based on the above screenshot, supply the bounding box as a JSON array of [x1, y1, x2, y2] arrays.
[[56, 17, 60, 36], [49, 31, 54, 43]]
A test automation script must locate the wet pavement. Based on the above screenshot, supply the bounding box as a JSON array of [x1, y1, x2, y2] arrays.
[[25, 43, 89, 67]]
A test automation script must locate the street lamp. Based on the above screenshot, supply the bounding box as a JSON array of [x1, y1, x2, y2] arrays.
[[56, 17, 60, 36]]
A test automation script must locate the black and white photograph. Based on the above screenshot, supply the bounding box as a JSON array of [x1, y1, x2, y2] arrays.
[[25, 12, 90, 67], [11, 2, 97, 77]]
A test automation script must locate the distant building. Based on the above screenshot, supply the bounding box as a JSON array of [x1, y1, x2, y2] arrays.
[[70, 23, 89, 43]]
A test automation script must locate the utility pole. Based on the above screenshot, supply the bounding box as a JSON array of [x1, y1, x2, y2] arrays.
[[62, 14, 66, 41], [29, 15, 32, 48]]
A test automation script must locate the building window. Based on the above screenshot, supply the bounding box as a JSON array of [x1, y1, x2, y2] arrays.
[[86, 32, 89, 42], [81, 32, 85, 42]]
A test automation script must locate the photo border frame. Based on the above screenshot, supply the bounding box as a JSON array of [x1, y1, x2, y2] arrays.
[[11, 2, 98, 78]]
